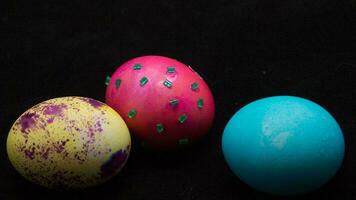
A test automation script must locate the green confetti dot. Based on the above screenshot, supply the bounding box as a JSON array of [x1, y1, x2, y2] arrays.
[[163, 79, 173, 88], [140, 76, 148, 86], [178, 114, 187, 123], [179, 138, 189, 145], [133, 64, 142, 70], [128, 109, 137, 118], [105, 76, 111, 86], [197, 98, 204, 108], [191, 82, 199, 91], [115, 79, 121, 89], [169, 99, 179, 105], [156, 123, 164, 134], [167, 66, 176, 73]]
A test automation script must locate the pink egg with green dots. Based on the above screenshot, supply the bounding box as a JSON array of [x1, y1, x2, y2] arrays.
[[105, 55, 215, 149]]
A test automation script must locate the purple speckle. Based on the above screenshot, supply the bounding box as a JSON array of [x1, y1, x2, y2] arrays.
[[79, 97, 104, 108], [53, 140, 67, 153], [24, 149, 35, 160], [43, 104, 66, 115], [87, 128, 95, 144], [54, 145, 65, 153], [100, 149, 128, 178], [95, 121, 103, 132], [47, 118, 54, 123], [41, 148, 50, 159], [19, 113, 39, 134]]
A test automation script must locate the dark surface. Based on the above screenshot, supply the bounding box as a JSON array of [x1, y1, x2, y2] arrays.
[[1, 0, 356, 199]]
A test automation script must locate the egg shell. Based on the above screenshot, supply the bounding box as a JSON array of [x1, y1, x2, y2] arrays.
[[222, 96, 345, 195], [105, 55, 215, 149], [7, 96, 131, 189]]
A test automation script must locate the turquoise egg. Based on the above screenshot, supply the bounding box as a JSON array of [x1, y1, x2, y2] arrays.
[[222, 96, 345, 195]]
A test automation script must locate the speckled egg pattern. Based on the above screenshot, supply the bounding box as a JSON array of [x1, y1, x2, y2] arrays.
[[7, 97, 131, 189], [105, 55, 215, 149]]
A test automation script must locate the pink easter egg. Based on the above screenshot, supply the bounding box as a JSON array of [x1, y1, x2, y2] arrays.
[[105, 55, 215, 149]]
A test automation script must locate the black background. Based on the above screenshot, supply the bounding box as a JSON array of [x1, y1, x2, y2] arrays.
[[1, 0, 356, 199]]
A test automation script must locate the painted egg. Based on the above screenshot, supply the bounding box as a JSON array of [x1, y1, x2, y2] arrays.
[[6, 96, 131, 189], [222, 96, 345, 195], [105, 55, 215, 149]]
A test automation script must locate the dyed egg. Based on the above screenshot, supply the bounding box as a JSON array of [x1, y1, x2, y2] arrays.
[[7, 97, 131, 189], [105, 55, 215, 149], [222, 96, 345, 195]]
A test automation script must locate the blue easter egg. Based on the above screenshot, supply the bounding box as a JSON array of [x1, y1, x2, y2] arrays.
[[222, 96, 344, 195]]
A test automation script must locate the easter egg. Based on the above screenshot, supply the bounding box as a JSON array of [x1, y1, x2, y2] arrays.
[[105, 55, 215, 149], [7, 96, 131, 189], [222, 96, 345, 195]]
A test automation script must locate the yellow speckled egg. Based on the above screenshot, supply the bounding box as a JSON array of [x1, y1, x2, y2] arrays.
[[7, 96, 131, 189]]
